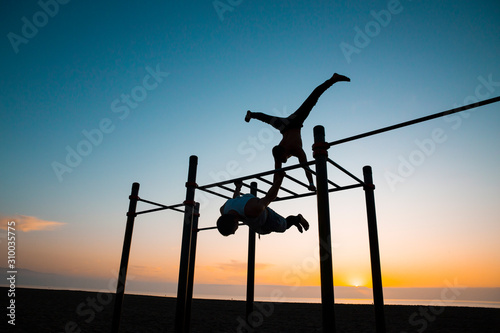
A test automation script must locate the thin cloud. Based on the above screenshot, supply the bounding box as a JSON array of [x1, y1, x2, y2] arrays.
[[0, 215, 66, 232]]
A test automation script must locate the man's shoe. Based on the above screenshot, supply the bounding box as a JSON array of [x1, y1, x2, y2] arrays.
[[245, 110, 252, 122]]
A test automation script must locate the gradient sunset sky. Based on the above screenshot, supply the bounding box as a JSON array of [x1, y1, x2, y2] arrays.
[[1, 0, 499, 303]]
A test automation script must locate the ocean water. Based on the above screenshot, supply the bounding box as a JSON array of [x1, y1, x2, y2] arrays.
[[133, 291, 500, 309]]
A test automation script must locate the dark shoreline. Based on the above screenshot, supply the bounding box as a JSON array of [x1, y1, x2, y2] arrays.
[[4, 287, 500, 332]]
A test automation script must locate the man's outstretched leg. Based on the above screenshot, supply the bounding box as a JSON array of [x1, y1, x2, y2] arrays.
[[286, 214, 310, 233], [287, 73, 350, 127]]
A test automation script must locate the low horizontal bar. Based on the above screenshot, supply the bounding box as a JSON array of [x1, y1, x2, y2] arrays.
[[328, 183, 364, 193], [136, 205, 185, 215], [327, 158, 364, 185], [198, 161, 315, 191], [197, 222, 245, 232], [328, 96, 500, 147], [138, 197, 183, 210], [273, 191, 317, 202]]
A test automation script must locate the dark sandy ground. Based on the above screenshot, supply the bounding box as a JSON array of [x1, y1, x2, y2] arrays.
[[3, 287, 500, 332]]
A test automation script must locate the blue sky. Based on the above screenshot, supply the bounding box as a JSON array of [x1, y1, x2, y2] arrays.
[[1, 0, 499, 305]]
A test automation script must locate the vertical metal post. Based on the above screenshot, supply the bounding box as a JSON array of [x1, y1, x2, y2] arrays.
[[112, 182, 140, 333], [363, 166, 386, 333], [246, 182, 257, 323], [185, 202, 200, 332], [175, 155, 198, 333], [313, 126, 336, 333]]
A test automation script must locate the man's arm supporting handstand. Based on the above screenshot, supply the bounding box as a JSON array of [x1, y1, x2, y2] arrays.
[[244, 171, 285, 218]]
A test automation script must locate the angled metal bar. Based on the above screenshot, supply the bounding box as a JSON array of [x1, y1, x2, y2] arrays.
[[137, 197, 175, 208], [242, 181, 267, 196], [219, 184, 237, 194], [328, 95, 500, 147], [256, 176, 298, 196], [197, 161, 315, 191], [308, 168, 340, 188], [327, 158, 365, 185], [285, 173, 312, 190], [273, 183, 363, 202], [273, 191, 317, 202], [135, 204, 185, 215]]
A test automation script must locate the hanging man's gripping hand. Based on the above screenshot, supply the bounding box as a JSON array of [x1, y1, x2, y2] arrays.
[[233, 180, 243, 198]]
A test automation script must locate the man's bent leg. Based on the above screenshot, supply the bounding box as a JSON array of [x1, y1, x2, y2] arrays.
[[246, 111, 288, 132]]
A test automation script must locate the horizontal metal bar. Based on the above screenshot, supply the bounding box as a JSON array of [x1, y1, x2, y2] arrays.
[[328, 96, 500, 147], [328, 183, 364, 193], [196, 225, 218, 231], [197, 222, 245, 232], [198, 160, 315, 191], [196, 187, 231, 200]]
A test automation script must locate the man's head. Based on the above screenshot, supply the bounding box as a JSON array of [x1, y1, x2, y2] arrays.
[[217, 214, 239, 236], [272, 145, 287, 163]]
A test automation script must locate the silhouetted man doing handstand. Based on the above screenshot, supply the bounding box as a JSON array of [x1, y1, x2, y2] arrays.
[[217, 172, 309, 236], [245, 73, 350, 191]]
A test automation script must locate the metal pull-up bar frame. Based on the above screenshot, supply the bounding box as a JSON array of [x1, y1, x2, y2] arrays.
[[114, 94, 499, 333], [111, 184, 188, 333]]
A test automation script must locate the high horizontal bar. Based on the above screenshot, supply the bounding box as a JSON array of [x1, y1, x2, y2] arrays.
[[328, 95, 500, 147], [197, 160, 315, 191]]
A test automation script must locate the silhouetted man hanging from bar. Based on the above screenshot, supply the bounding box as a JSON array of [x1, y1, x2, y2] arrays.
[[245, 73, 350, 191], [217, 172, 309, 236]]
